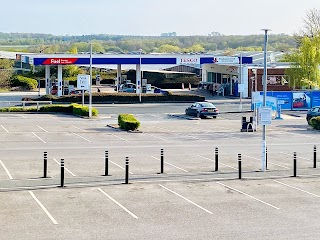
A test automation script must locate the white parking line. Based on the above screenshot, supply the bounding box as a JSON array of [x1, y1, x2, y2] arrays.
[[280, 152, 311, 161], [53, 158, 76, 176], [197, 155, 237, 170], [28, 191, 58, 224], [37, 125, 48, 132], [159, 184, 213, 214], [32, 132, 46, 143], [110, 133, 128, 142], [0, 160, 13, 179], [72, 133, 91, 142], [145, 133, 170, 142], [242, 154, 290, 169], [98, 188, 138, 219], [216, 182, 280, 210], [151, 156, 188, 172], [274, 180, 320, 198], [18, 114, 27, 119], [1, 125, 9, 132], [72, 125, 87, 132], [109, 160, 134, 174]]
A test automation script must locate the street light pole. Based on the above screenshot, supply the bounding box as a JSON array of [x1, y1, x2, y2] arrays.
[[139, 49, 142, 102], [261, 29, 270, 171], [89, 42, 93, 117]]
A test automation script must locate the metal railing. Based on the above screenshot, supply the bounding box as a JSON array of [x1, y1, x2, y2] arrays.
[[0, 101, 52, 111]]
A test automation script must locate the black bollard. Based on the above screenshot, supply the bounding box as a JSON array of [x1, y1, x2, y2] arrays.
[[314, 145, 317, 168], [215, 147, 219, 171], [60, 159, 65, 187], [160, 149, 164, 174], [238, 154, 242, 179], [104, 150, 109, 176], [293, 152, 297, 177], [43, 152, 47, 178], [125, 157, 129, 184]]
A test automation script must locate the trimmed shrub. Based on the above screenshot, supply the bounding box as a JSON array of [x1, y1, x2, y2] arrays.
[[310, 116, 320, 130], [0, 107, 37, 112], [118, 114, 140, 131], [39, 105, 73, 113], [11, 75, 38, 90], [71, 103, 99, 117]]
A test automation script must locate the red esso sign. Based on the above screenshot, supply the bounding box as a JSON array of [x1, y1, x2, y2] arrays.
[[180, 58, 198, 64]]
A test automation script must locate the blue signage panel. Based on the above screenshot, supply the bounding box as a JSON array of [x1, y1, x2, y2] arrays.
[[311, 91, 320, 107], [271, 91, 292, 110], [292, 91, 312, 110]]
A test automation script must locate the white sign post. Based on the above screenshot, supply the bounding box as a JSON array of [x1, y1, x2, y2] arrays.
[[77, 74, 90, 107]]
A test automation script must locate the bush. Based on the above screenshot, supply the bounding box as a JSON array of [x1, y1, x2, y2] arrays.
[[39, 105, 73, 113], [118, 114, 140, 131], [11, 75, 38, 90], [0, 107, 37, 112], [71, 103, 98, 117], [310, 116, 320, 130]]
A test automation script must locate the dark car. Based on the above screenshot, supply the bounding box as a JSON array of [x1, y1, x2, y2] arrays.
[[306, 106, 320, 124], [185, 102, 219, 118]]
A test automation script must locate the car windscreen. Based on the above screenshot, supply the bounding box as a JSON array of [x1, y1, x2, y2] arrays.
[[200, 103, 214, 108]]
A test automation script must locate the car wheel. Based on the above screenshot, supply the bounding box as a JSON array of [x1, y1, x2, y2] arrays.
[[185, 110, 188, 115]]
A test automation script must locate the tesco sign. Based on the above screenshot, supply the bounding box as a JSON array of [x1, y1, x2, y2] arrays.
[[177, 57, 200, 65]]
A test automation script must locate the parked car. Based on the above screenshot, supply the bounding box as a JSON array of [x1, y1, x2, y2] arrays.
[[50, 86, 58, 95], [306, 106, 320, 124], [185, 102, 219, 118], [119, 83, 136, 93], [70, 89, 87, 95]]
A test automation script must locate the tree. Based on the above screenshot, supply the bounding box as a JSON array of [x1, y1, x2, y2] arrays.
[[302, 8, 320, 37], [157, 44, 180, 53], [0, 59, 13, 88]]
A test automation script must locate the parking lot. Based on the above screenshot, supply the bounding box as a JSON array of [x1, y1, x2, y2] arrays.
[[0, 109, 320, 240]]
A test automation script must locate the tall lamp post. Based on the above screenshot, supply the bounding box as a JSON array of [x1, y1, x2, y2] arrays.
[[139, 48, 142, 102], [261, 29, 270, 171], [89, 42, 93, 117]]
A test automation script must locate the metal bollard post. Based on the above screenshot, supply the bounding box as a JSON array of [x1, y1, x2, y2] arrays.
[[125, 157, 129, 184], [293, 152, 297, 177], [266, 147, 268, 170], [238, 154, 242, 179], [104, 150, 109, 176], [60, 159, 65, 187], [215, 147, 218, 171], [160, 149, 164, 174], [43, 152, 47, 178], [314, 145, 317, 168]]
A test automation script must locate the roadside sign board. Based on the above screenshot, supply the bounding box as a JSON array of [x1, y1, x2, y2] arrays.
[[258, 107, 272, 125], [77, 74, 90, 90]]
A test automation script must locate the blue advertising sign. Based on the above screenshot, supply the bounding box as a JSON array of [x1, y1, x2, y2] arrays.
[[292, 91, 312, 110], [311, 91, 320, 107], [271, 91, 292, 110]]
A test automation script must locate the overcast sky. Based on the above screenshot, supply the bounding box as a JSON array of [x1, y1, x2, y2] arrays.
[[1, 0, 319, 36]]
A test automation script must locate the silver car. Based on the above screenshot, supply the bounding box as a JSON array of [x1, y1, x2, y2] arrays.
[[185, 102, 219, 118]]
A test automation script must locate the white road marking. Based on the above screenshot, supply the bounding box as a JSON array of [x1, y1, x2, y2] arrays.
[[145, 133, 169, 142], [151, 156, 188, 172], [110, 133, 128, 142], [280, 152, 311, 161], [98, 188, 138, 219], [72, 125, 87, 132], [0, 125, 9, 132], [28, 191, 58, 224], [18, 114, 27, 119], [32, 132, 46, 143], [109, 160, 134, 174], [53, 158, 76, 176], [216, 182, 280, 210], [72, 133, 91, 142], [159, 184, 213, 214], [37, 125, 48, 132], [274, 180, 320, 198], [197, 155, 237, 170], [0, 160, 13, 179], [242, 154, 290, 169]]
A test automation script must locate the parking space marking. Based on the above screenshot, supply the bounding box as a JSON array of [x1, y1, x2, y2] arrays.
[[158, 184, 213, 214], [110, 133, 128, 142], [197, 155, 237, 170], [154, 126, 201, 141], [72, 125, 87, 132], [280, 152, 311, 161], [72, 133, 91, 142], [0, 160, 13, 179], [1, 125, 9, 132], [18, 114, 27, 119], [144, 133, 170, 142], [274, 180, 320, 198], [242, 154, 290, 169], [98, 188, 138, 219], [37, 125, 48, 132], [109, 160, 134, 174], [32, 132, 46, 143], [28, 191, 58, 225], [151, 156, 188, 172], [53, 158, 76, 176], [216, 182, 280, 210]]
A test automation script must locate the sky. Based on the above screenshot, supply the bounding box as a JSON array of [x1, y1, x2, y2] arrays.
[[1, 0, 319, 36]]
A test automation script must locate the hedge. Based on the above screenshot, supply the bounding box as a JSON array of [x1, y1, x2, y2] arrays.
[[11, 75, 38, 90], [36, 92, 205, 103], [118, 114, 140, 131], [310, 116, 320, 130]]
